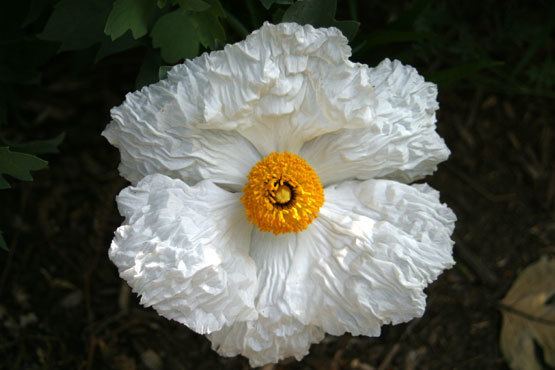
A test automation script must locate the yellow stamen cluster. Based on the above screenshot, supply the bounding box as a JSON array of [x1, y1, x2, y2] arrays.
[[242, 152, 324, 234]]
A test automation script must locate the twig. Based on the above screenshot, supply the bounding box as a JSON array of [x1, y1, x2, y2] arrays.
[[377, 343, 400, 370]]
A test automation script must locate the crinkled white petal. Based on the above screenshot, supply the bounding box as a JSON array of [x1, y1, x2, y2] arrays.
[[105, 22, 380, 175], [109, 174, 258, 334], [208, 230, 324, 367], [105, 25, 447, 188], [104, 21, 457, 367], [103, 78, 261, 190], [209, 314, 324, 367], [301, 59, 450, 185], [284, 179, 455, 337], [231, 22, 378, 154], [174, 22, 378, 154], [208, 179, 454, 366]]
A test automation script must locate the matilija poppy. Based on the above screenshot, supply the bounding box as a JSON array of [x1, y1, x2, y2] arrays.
[[103, 22, 456, 367]]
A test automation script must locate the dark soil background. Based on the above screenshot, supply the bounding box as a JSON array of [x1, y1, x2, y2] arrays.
[[1, 1, 555, 369]]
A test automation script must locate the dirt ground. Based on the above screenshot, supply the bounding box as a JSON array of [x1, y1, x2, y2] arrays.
[[0, 49, 554, 370]]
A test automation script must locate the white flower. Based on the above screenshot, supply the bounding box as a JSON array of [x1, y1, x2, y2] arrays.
[[103, 22, 456, 367]]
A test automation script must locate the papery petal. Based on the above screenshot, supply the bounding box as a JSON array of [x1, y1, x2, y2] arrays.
[[208, 230, 324, 366], [151, 22, 376, 155], [282, 179, 455, 337], [103, 77, 261, 190], [109, 174, 257, 334], [301, 59, 450, 185], [104, 21, 457, 367], [209, 315, 324, 367], [208, 178, 455, 365]]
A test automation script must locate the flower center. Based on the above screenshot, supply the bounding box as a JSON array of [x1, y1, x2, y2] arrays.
[[274, 184, 292, 204], [242, 152, 324, 234]]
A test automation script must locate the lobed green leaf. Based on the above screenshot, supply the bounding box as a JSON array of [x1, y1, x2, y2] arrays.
[[104, 0, 158, 40], [158, 65, 173, 80], [259, 0, 293, 9], [191, 0, 226, 49], [151, 9, 199, 63], [192, 11, 225, 49], [0, 147, 48, 189]]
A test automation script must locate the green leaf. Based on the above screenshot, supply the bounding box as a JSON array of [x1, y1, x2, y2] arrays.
[[260, 0, 293, 9], [283, 0, 324, 23], [201, 0, 225, 18], [0, 231, 7, 251], [260, 0, 277, 8], [190, 0, 226, 49], [430, 60, 504, 86], [151, 9, 199, 63], [282, 0, 359, 40], [0, 147, 48, 189], [10, 133, 65, 155], [158, 65, 172, 80], [39, 0, 113, 51], [104, 0, 158, 40], [175, 0, 211, 11], [191, 12, 225, 49]]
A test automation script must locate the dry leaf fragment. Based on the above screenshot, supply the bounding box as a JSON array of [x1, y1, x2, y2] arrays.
[[500, 258, 555, 370], [141, 349, 162, 370]]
